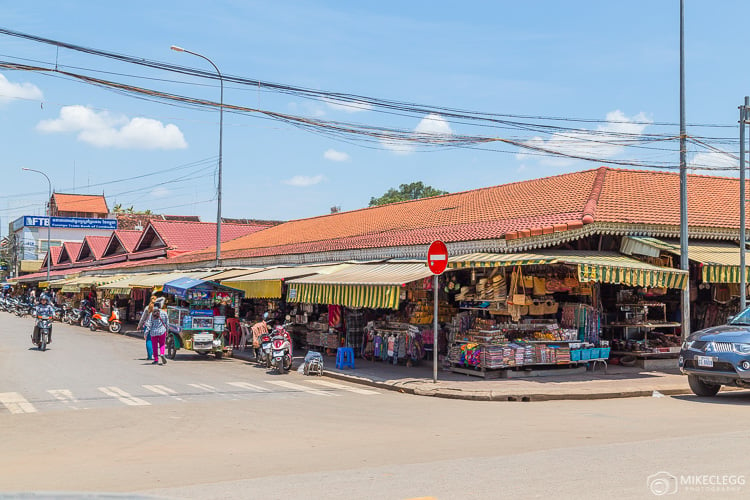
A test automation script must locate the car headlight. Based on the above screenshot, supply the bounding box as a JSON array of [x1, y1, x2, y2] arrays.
[[682, 341, 694, 350], [733, 343, 750, 354]]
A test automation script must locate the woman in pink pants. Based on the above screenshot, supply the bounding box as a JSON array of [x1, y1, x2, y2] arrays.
[[146, 303, 169, 365]]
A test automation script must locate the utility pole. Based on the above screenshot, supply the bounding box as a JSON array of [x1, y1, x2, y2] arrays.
[[679, 0, 690, 340], [740, 97, 748, 310]]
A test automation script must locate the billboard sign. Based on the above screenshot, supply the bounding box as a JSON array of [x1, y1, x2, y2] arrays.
[[17, 216, 117, 230]]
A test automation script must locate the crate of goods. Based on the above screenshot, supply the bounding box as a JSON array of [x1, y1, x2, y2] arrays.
[[599, 347, 611, 359], [570, 349, 582, 362], [589, 347, 600, 359], [580, 348, 591, 361]]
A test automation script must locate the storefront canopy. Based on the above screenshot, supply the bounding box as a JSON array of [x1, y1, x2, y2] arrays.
[[286, 262, 434, 309], [54, 274, 128, 293], [449, 250, 688, 289], [203, 268, 265, 281], [621, 236, 748, 283], [119, 271, 215, 290], [162, 276, 244, 300], [222, 264, 352, 299]]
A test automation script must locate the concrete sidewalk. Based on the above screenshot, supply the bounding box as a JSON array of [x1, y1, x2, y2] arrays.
[[121, 327, 699, 402], [229, 346, 698, 402]]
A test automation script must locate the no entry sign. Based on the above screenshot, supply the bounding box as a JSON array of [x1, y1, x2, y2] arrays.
[[427, 240, 448, 275]]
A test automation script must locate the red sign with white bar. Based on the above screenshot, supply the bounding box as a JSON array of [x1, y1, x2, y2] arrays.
[[427, 240, 448, 275]]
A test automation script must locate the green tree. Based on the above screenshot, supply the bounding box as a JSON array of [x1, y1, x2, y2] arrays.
[[369, 182, 447, 207]]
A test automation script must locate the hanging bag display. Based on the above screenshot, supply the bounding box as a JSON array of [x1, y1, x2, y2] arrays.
[[533, 277, 547, 296], [509, 266, 530, 306]]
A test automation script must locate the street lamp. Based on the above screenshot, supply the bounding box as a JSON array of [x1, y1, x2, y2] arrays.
[[171, 45, 224, 267], [22, 167, 52, 283]]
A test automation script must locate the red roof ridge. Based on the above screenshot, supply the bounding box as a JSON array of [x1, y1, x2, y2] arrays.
[[582, 166, 608, 224]]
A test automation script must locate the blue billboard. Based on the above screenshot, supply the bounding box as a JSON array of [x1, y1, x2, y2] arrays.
[[15, 216, 118, 230]]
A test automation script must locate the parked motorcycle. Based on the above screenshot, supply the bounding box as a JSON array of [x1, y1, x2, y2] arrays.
[[65, 306, 82, 325], [32, 313, 53, 351], [16, 300, 34, 318], [269, 323, 293, 374], [89, 308, 122, 333], [258, 331, 273, 368]]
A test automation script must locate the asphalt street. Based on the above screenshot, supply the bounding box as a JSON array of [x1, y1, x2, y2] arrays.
[[2, 311, 749, 500]]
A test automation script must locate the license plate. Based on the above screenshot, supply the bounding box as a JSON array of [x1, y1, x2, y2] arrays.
[[697, 356, 714, 368], [273, 351, 284, 357]]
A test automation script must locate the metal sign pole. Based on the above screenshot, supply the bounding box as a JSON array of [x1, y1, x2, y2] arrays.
[[433, 273, 439, 383]]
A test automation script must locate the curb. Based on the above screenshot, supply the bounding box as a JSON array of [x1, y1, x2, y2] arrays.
[[322, 369, 692, 402]]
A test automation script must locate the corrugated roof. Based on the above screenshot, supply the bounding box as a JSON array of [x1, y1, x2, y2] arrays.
[[223, 264, 352, 283]]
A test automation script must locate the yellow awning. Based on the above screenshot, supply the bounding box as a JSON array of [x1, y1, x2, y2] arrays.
[[286, 262, 434, 309], [222, 264, 351, 299], [622, 237, 750, 283], [126, 271, 214, 288], [229, 280, 283, 299], [449, 250, 688, 289]]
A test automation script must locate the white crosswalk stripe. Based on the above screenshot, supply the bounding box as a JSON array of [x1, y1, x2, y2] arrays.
[[98, 386, 150, 406], [188, 383, 218, 392], [227, 381, 270, 392], [307, 379, 380, 395], [0, 392, 37, 414], [267, 380, 340, 397], [48, 389, 81, 409], [143, 385, 184, 401]]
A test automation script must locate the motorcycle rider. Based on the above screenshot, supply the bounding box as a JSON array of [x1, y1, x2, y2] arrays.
[[33, 293, 55, 344], [251, 312, 270, 361]]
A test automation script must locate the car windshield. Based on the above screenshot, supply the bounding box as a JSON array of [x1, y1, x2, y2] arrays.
[[729, 307, 750, 325]]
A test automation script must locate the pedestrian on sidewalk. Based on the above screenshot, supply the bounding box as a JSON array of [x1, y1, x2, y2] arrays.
[[145, 302, 169, 365]]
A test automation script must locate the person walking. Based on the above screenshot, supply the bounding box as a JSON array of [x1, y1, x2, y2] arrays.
[[145, 302, 169, 365], [138, 296, 159, 360]]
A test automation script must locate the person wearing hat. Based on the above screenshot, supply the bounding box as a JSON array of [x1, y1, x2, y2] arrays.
[[32, 293, 55, 344], [144, 302, 169, 365]]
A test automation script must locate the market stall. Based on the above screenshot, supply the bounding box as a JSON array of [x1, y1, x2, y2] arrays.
[[162, 276, 245, 359], [444, 250, 688, 376]]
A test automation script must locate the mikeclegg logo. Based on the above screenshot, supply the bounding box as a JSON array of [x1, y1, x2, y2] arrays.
[[647, 472, 678, 496], [648, 471, 746, 496]]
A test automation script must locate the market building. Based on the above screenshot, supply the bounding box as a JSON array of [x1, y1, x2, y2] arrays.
[[12, 166, 750, 378]]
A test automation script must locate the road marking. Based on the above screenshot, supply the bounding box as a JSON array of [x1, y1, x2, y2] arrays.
[[188, 383, 218, 392], [307, 379, 380, 395], [48, 389, 81, 409], [0, 392, 38, 414], [143, 385, 185, 401], [227, 381, 270, 392], [98, 386, 150, 406], [267, 380, 339, 397]]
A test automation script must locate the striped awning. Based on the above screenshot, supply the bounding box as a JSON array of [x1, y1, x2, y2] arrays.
[[286, 262, 433, 309], [621, 236, 750, 283], [449, 251, 688, 289], [222, 264, 352, 299]]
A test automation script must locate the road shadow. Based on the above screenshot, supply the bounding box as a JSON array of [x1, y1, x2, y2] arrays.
[[672, 391, 750, 406]]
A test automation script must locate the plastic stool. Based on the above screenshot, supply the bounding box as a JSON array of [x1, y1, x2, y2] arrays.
[[336, 347, 355, 369]]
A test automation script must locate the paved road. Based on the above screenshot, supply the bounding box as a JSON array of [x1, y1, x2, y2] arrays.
[[2, 312, 750, 499]]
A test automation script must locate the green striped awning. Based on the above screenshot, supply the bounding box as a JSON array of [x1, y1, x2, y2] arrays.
[[286, 262, 433, 309], [622, 237, 750, 283], [287, 283, 400, 309], [450, 251, 688, 289], [449, 253, 559, 269]]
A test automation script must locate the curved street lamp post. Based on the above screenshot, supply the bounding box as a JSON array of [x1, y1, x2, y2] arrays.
[[171, 45, 224, 267], [22, 168, 52, 283]]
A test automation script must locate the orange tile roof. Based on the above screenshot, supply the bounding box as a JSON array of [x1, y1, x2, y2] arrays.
[[168, 167, 750, 265], [52, 193, 109, 214], [114, 230, 143, 253], [131, 220, 271, 257]]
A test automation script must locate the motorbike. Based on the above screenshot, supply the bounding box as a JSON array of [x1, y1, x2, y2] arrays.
[[65, 306, 82, 325], [32, 313, 52, 351], [269, 323, 293, 374], [89, 308, 122, 333], [15, 300, 34, 318], [80, 307, 93, 328], [257, 331, 272, 368]]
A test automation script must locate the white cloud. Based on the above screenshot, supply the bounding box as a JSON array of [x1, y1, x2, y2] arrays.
[[282, 174, 325, 187], [323, 97, 373, 113], [0, 74, 43, 104], [381, 113, 454, 155], [150, 187, 171, 198], [323, 149, 350, 162], [36, 105, 187, 150], [689, 151, 738, 174], [516, 110, 652, 167]]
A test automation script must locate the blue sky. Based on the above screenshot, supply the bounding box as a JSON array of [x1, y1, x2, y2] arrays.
[[1, 1, 748, 235]]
